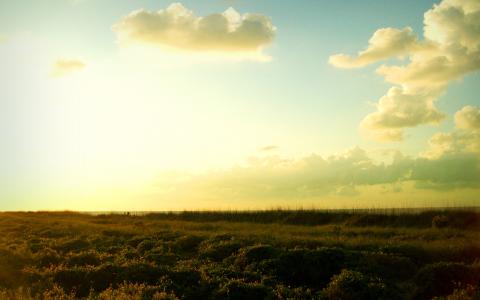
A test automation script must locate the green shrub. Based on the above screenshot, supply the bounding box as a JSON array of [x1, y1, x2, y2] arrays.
[[433, 285, 480, 300], [322, 269, 387, 300], [55, 238, 90, 253], [216, 279, 274, 300], [173, 235, 205, 253], [235, 245, 279, 269], [119, 247, 140, 261], [66, 251, 102, 267], [28, 238, 46, 253], [127, 236, 148, 248], [0, 248, 29, 288], [274, 285, 318, 300], [137, 240, 157, 253], [34, 249, 62, 268], [352, 252, 417, 281], [43, 285, 76, 300], [380, 244, 430, 265], [433, 215, 451, 229], [49, 262, 168, 297], [86, 263, 123, 292], [144, 252, 177, 267], [51, 266, 92, 297], [119, 262, 168, 285], [167, 268, 213, 299], [413, 262, 478, 299], [97, 283, 175, 300], [263, 247, 347, 288], [200, 241, 242, 262]]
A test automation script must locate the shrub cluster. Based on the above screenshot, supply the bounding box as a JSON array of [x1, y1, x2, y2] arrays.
[[0, 211, 479, 299]]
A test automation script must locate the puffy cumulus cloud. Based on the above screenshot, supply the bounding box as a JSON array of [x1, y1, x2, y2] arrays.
[[423, 131, 480, 159], [424, 0, 480, 52], [411, 152, 480, 189], [360, 86, 445, 141], [50, 58, 86, 77], [330, 0, 480, 141], [112, 3, 275, 57], [329, 27, 419, 68], [423, 105, 480, 158], [455, 105, 480, 130], [152, 146, 480, 206]]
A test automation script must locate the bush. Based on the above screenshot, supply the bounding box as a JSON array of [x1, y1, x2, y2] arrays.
[[352, 252, 417, 281], [55, 238, 90, 253], [50, 262, 168, 297], [433, 215, 451, 229], [119, 247, 140, 261], [322, 269, 387, 300], [97, 283, 176, 300], [34, 249, 62, 268], [144, 252, 177, 267], [173, 235, 204, 253], [137, 240, 157, 253], [66, 251, 102, 267], [28, 238, 46, 253], [119, 262, 168, 285], [0, 248, 30, 288], [433, 285, 480, 300], [379, 244, 430, 265], [127, 236, 148, 248], [168, 268, 211, 299], [264, 248, 347, 288], [51, 266, 92, 297], [413, 262, 478, 299], [216, 280, 274, 300], [43, 285, 76, 300], [235, 245, 279, 269], [199, 241, 242, 262], [274, 285, 318, 300]]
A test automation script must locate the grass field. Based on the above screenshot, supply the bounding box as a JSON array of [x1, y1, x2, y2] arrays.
[[0, 210, 479, 299]]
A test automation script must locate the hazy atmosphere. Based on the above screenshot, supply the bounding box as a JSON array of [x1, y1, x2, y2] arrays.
[[1, 0, 479, 211]]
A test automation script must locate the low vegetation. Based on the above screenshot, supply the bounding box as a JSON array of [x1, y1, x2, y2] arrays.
[[0, 209, 479, 299]]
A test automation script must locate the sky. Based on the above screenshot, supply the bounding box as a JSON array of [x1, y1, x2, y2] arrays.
[[0, 0, 479, 211]]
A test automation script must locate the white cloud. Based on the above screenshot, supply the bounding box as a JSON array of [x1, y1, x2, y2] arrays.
[[455, 105, 480, 130], [360, 86, 445, 141], [152, 145, 480, 206], [329, 27, 419, 68], [330, 0, 480, 141], [422, 105, 480, 159], [50, 58, 86, 77], [112, 3, 276, 59]]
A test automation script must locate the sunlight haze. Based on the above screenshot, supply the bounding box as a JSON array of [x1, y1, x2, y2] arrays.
[[0, 0, 479, 211]]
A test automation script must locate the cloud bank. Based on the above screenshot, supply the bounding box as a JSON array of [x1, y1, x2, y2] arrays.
[[50, 58, 86, 77], [423, 105, 480, 159], [154, 138, 480, 205], [152, 107, 480, 206], [112, 3, 275, 57], [330, 0, 480, 141]]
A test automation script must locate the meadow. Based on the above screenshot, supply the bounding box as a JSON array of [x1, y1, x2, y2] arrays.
[[0, 209, 479, 299]]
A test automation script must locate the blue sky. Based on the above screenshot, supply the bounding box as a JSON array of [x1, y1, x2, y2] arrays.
[[0, 0, 479, 210]]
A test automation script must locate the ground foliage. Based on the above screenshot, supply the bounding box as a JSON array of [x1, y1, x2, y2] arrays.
[[0, 210, 479, 299]]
